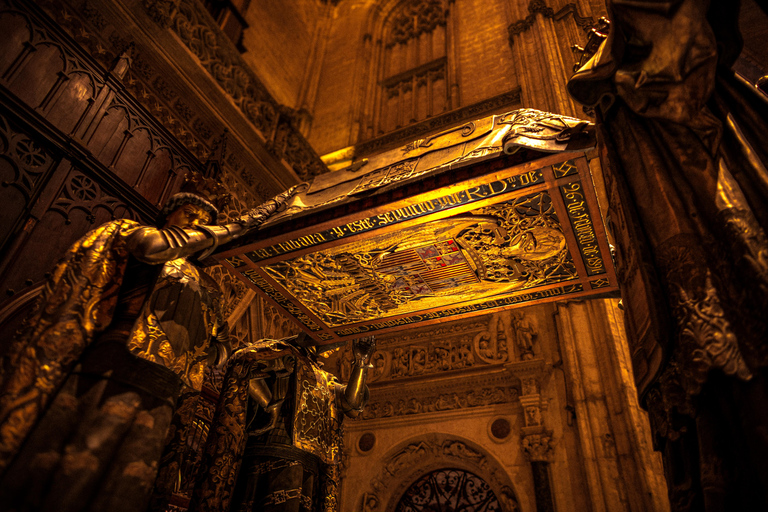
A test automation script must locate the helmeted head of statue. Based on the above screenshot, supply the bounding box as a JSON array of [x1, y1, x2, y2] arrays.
[[157, 168, 232, 227], [159, 193, 218, 227]]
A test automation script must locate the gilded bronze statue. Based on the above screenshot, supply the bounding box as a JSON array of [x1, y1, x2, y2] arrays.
[[568, 1, 768, 509], [0, 172, 294, 512], [191, 334, 376, 512]]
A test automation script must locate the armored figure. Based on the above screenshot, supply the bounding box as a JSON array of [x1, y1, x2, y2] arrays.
[[0, 174, 294, 512], [191, 335, 376, 512]]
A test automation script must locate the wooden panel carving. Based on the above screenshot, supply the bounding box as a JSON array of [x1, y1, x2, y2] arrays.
[[143, 0, 328, 181], [0, 0, 207, 208], [0, 164, 139, 296], [44, 72, 97, 135], [0, 113, 56, 251]]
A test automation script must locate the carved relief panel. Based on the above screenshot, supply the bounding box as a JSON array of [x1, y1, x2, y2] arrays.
[[326, 308, 547, 422], [334, 307, 541, 385]]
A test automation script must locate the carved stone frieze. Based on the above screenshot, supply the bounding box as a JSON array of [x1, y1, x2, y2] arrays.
[[361, 384, 519, 420], [335, 311, 539, 384]]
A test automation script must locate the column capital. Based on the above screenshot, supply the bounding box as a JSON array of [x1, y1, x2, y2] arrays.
[[522, 431, 554, 462]]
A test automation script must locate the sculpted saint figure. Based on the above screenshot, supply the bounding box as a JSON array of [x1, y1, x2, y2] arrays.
[[0, 173, 294, 512], [512, 312, 536, 360], [191, 334, 376, 512]]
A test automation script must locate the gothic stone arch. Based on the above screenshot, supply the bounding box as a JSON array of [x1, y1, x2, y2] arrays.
[[362, 433, 521, 512]]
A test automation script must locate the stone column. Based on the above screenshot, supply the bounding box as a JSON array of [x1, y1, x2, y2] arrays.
[[555, 299, 669, 512], [523, 433, 555, 512], [507, 359, 555, 512]]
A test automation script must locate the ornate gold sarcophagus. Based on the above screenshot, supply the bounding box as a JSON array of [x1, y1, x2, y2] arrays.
[[215, 109, 618, 343]]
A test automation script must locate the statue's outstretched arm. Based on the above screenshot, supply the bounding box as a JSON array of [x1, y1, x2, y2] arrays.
[[125, 224, 238, 263], [341, 336, 376, 416], [126, 186, 298, 264]]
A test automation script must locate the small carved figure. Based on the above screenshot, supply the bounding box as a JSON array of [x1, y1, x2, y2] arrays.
[[391, 347, 409, 377], [477, 332, 494, 359], [371, 352, 387, 381], [411, 347, 427, 374], [513, 312, 537, 360], [191, 334, 376, 512], [429, 344, 451, 372], [457, 340, 475, 367], [0, 174, 294, 511]]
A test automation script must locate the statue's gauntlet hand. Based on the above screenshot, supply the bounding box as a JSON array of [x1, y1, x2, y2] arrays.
[[343, 336, 376, 415], [352, 336, 376, 368]]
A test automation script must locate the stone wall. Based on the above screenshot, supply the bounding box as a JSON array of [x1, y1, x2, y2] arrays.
[[304, 0, 606, 157], [326, 300, 669, 512]]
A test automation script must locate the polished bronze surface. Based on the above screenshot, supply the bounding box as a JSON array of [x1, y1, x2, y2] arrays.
[[215, 111, 617, 342]]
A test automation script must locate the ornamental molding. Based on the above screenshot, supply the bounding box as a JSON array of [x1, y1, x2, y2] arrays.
[[335, 311, 541, 387]]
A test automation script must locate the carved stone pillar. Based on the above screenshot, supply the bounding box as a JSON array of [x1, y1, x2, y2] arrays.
[[507, 0, 599, 117], [523, 433, 555, 512], [507, 359, 555, 512]]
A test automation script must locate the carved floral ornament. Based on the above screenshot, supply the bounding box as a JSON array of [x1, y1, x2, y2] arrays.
[[362, 434, 520, 512]]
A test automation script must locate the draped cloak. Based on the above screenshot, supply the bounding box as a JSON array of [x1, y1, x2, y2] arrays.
[[191, 340, 344, 512]]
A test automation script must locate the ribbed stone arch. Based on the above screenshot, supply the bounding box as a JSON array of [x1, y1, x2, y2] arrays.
[[361, 433, 521, 512]]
